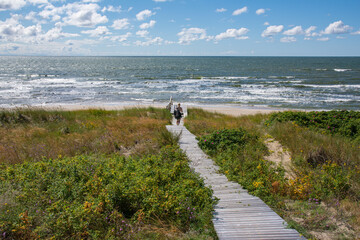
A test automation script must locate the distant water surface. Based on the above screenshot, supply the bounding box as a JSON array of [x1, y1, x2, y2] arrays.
[[0, 56, 359, 110]]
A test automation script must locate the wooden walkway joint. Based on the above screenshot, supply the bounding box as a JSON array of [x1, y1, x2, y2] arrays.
[[166, 106, 305, 240]]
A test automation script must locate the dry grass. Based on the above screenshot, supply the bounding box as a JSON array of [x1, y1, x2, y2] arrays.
[[0, 107, 172, 164]]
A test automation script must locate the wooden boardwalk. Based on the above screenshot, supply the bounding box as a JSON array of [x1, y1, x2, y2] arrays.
[[166, 106, 304, 240]]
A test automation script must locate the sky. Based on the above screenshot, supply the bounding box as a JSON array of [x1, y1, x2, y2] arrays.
[[0, 0, 360, 56]]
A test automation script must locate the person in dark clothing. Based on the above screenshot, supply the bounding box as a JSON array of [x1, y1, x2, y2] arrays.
[[174, 103, 183, 125]]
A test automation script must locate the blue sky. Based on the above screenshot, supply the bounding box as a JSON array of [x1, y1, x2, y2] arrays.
[[1, 0, 359, 56]]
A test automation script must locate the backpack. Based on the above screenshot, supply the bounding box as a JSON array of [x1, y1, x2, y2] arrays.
[[174, 109, 181, 118]]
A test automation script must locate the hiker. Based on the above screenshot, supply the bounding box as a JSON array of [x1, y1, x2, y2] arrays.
[[174, 103, 183, 125]]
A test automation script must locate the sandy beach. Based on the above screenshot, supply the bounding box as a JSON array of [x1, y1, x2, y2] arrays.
[[27, 102, 284, 117]]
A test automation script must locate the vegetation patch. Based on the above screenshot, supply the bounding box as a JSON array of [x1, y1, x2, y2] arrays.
[[266, 110, 360, 142], [0, 108, 217, 239], [185, 108, 360, 239]]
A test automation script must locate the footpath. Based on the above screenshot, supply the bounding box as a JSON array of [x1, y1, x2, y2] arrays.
[[166, 106, 304, 240]]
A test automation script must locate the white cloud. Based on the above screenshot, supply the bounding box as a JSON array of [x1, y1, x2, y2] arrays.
[[81, 26, 111, 37], [261, 25, 283, 37], [139, 20, 156, 29], [280, 36, 296, 43], [0, 17, 40, 42], [38, 4, 63, 21], [305, 26, 317, 36], [0, 16, 77, 43], [112, 18, 129, 30], [232, 7, 247, 16], [82, 0, 100, 2], [136, 9, 154, 21], [283, 26, 304, 35], [28, 0, 48, 5], [317, 37, 329, 41], [351, 30, 360, 35], [177, 27, 208, 44], [215, 28, 249, 41], [38, 26, 79, 42], [322, 20, 352, 34], [136, 30, 149, 37], [216, 8, 227, 13], [106, 32, 131, 42], [135, 37, 163, 46], [25, 11, 45, 23], [62, 3, 108, 27], [0, 0, 26, 11], [256, 8, 265, 15], [153, 0, 169, 2], [101, 5, 122, 13], [264, 22, 269, 26]]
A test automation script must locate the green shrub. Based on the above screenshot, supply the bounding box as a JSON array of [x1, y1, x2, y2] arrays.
[[266, 110, 360, 142], [196, 128, 287, 205], [0, 146, 215, 239]]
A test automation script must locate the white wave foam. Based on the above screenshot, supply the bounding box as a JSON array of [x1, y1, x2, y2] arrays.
[[334, 69, 351, 72], [298, 84, 360, 88]]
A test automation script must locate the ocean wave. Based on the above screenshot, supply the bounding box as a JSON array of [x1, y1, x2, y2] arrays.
[[297, 84, 360, 88], [334, 69, 351, 72]]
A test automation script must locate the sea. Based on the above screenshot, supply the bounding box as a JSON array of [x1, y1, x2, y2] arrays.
[[0, 56, 359, 110]]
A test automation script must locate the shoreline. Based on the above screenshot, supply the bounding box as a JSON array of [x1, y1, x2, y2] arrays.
[[0, 102, 292, 116]]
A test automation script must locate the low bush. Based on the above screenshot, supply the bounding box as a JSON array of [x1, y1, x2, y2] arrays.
[[0, 146, 216, 239], [266, 110, 360, 142]]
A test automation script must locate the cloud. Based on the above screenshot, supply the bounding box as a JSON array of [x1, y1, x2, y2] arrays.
[[322, 20, 352, 34], [101, 5, 122, 13], [153, 0, 169, 2], [215, 28, 249, 41], [136, 30, 149, 37], [139, 20, 156, 29], [63, 3, 108, 27], [81, 26, 111, 37], [264, 22, 269, 26], [280, 36, 296, 43], [106, 32, 131, 42], [261, 25, 283, 37], [28, 0, 48, 5], [305, 26, 317, 36], [317, 37, 329, 41], [216, 8, 227, 13], [0, 17, 40, 42], [136, 9, 154, 21], [82, 0, 100, 2], [135, 37, 163, 46], [0, 0, 26, 11], [177, 27, 208, 44], [111, 18, 129, 30], [39, 4, 63, 21], [232, 7, 247, 16], [38, 26, 79, 42], [283, 26, 304, 35], [351, 30, 360, 35], [256, 8, 265, 15], [39, 3, 109, 27], [0, 16, 77, 43]]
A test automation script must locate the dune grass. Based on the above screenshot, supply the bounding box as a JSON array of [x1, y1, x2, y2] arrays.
[[0, 107, 217, 240], [0, 107, 174, 164], [185, 108, 360, 239]]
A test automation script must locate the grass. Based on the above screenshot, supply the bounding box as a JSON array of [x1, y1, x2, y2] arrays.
[[0, 107, 217, 240], [0, 107, 173, 164], [185, 108, 360, 240]]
